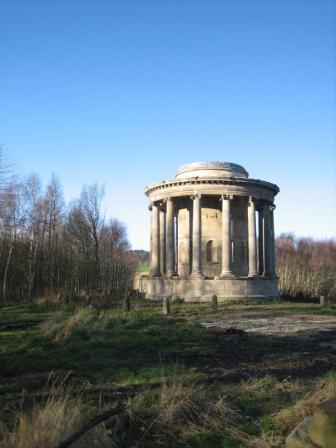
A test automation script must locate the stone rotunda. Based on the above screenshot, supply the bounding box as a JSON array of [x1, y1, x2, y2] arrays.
[[144, 161, 280, 301]]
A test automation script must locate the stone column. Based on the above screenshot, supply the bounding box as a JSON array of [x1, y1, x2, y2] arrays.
[[248, 197, 258, 277], [175, 213, 179, 275], [150, 202, 160, 276], [263, 204, 272, 276], [221, 194, 233, 277], [191, 194, 202, 277], [188, 205, 193, 275], [159, 207, 166, 275], [270, 205, 276, 276], [258, 207, 264, 275], [166, 197, 176, 277]]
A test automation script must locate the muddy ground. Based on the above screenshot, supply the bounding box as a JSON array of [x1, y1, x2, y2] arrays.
[[157, 307, 336, 385]]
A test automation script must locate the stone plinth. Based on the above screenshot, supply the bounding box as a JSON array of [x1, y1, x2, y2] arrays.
[[146, 276, 278, 302]]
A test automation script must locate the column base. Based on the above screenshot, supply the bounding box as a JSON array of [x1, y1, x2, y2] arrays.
[[190, 272, 203, 279], [248, 273, 259, 278], [149, 273, 162, 278], [166, 271, 176, 278], [262, 273, 277, 279], [219, 271, 235, 278]]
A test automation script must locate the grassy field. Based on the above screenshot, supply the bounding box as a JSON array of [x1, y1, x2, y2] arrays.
[[136, 262, 150, 273], [0, 299, 336, 447]]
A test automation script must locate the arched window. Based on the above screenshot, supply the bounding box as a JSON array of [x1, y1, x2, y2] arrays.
[[206, 240, 213, 262]]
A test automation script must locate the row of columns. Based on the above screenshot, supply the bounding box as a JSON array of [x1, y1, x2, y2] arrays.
[[149, 195, 276, 278]]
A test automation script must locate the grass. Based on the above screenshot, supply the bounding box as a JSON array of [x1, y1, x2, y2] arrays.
[[1, 299, 336, 446], [136, 262, 150, 273], [0, 373, 111, 448], [274, 372, 336, 433]]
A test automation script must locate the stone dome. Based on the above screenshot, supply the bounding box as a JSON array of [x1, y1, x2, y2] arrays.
[[175, 161, 248, 179]]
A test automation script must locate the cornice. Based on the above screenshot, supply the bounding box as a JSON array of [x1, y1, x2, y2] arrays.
[[144, 177, 279, 197]]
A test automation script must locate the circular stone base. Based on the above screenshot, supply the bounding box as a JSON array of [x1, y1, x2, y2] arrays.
[[145, 276, 278, 301]]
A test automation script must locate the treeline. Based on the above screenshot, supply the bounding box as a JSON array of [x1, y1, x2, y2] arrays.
[[131, 250, 149, 264], [0, 169, 137, 302], [276, 233, 336, 301]]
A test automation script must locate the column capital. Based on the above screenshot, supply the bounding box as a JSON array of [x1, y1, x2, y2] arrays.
[[190, 193, 201, 200], [149, 200, 163, 211], [263, 203, 275, 212], [220, 194, 233, 201], [248, 196, 257, 205]]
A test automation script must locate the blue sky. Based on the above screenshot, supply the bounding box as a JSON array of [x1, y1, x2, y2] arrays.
[[0, 0, 335, 249]]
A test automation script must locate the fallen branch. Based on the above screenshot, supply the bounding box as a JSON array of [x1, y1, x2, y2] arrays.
[[56, 401, 125, 448]]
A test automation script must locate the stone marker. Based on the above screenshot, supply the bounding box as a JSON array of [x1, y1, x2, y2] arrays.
[[286, 399, 336, 448], [211, 294, 218, 312], [163, 296, 170, 315], [123, 294, 131, 312], [320, 296, 326, 306]]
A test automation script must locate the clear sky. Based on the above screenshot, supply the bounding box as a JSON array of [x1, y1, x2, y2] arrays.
[[0, 0, 335, 249]]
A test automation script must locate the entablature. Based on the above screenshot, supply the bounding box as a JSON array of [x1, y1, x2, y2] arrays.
[[145, 177, 279, 204]]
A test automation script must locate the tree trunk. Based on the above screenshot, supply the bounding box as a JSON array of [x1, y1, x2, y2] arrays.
[[3, 235, 14, 300]]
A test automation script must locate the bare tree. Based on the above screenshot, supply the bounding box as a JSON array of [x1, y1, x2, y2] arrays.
[[1, 179, 25, 300], [276, 233, 336, 301], [0, 173, 138, 303]]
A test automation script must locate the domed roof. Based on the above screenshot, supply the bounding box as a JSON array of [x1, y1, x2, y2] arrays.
[[175, 161, 248, 179]]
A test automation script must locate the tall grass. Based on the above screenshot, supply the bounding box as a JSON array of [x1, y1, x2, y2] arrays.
[[275, 373, 336, 432], [227, 374, 336, 448], [159, 373, 237, 434], [42, 307, 115, 342], [0, 374, 111, 448], [120, 370, 239, 447]]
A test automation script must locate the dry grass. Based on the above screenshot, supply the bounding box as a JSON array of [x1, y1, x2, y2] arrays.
[[231, 374, 336, 448], [159, 374, 202, 427], [228, 427, 284, 448], [274, 374, 336, 433], [239, 376, 276, 396], [0, 374, 111, 448], [125, 371, 238, 445], [159, 373, 238, 434], [42, 307, 113, 342]]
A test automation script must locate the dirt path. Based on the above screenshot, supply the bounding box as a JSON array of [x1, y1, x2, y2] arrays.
[[169, 311, 336, 382], [200, 313, 336, 337]]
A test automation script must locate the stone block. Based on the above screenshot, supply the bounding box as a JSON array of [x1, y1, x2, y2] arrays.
[[308, 400, 336, 448], [286, 417, 315, 448]]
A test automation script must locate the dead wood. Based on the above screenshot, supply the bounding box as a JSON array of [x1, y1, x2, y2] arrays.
[[56, 401, 125, 448]]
